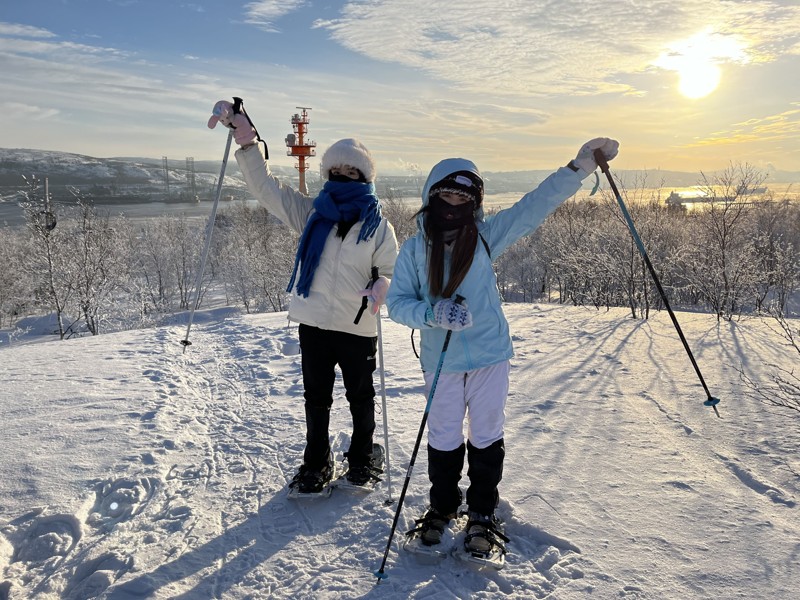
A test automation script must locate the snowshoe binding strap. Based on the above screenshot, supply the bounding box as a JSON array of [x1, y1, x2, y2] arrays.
[[405, 510, 453, 545], [289, 462, 333, 494], [464, 517, 510, 557], [345, 463, 383, 486]]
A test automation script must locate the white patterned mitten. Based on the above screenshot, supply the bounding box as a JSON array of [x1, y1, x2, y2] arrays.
[[432, 298, 473, 331]]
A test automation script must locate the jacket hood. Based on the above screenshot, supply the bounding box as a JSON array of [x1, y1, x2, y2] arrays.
[[418, 157, 485, 231]]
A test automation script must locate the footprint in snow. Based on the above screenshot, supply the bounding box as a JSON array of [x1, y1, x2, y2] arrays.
[[6, 511, 81, 566], [86, 477, 158, 532], [282, 337, 300, 356], [62, 551, 133, 600]]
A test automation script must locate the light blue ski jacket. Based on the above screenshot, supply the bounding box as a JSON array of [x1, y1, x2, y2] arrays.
[[386, 157, 583, 373]]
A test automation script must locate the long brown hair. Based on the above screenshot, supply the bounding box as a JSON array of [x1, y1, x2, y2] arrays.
[[418, 206, 479, 298]]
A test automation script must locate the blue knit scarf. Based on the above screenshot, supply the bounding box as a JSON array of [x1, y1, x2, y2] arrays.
[[287, 180, 382, 298]]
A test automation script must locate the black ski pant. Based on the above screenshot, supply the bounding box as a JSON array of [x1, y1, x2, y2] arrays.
[[466, 438, 504, 516], [428, 438, 504, 517], [428, 443, 465, 516], [298, 324, 377, 470]]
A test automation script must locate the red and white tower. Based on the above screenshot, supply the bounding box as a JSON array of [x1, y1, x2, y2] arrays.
[[285, 107, 316, 195]]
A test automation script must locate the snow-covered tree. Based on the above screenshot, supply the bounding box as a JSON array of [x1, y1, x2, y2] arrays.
[[380, 186, 417, 246], [680, 163, 766, 321], [747, 197, 800, 313], [740, 305, 800, 414], [597, 181, 683, 319], [62, 190, 125, 335], [124, 217, 180, 319], [215, 203, 295, 313], [0, 228, 34, 328], [19, 175, 74, 339]]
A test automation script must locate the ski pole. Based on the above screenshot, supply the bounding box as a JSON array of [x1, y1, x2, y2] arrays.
[[594, 149, 721, 417], [180, 98, 241, 351], [374, 295, 464, 581], [355, 268, 394, 502], [371, 267, 395, 506]]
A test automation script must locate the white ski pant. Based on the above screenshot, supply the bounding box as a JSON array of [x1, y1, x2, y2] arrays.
[[423, 360, 510, 452]]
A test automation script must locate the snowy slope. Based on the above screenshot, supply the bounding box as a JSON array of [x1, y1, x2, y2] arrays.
[[0, 304, 798, 599]]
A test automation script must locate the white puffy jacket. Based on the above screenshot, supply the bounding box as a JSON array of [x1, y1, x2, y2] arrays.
[[236, 144, 398, 337]]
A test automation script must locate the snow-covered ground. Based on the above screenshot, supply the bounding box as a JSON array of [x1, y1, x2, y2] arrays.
[[0, 304, 797, 599]]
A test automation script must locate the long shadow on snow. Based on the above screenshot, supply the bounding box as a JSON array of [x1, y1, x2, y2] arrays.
[[105, 486, 360, 599]]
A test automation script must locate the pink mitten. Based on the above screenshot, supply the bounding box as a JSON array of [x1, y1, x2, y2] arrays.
[[208, 100, 234, 128], [208, 101, 257, 146], [359, 276, 390, 315]]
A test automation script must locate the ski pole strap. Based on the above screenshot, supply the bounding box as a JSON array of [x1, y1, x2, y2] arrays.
[[589, 170, 600, 196], [232, 96, 269, 159]]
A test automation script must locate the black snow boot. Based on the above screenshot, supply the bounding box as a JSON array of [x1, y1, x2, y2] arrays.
[[290, 450, 334, 494]]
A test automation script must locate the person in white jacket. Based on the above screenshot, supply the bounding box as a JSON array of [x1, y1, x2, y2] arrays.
[[387, 138, 619, 559], [209, 101, 398, 494]]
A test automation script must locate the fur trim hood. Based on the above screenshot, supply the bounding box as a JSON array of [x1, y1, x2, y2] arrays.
[[320, 138, 377, 183]]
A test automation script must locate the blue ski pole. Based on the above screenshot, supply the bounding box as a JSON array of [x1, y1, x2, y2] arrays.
[[374, 295, 465, 581], [594, 149, 721, 417]]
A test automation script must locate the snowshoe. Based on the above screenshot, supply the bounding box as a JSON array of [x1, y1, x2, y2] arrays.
[[337, 443, 384, 492], [287, 454, 337, 500], [402, 509, 459, 564], [454, 511, 508, 570]]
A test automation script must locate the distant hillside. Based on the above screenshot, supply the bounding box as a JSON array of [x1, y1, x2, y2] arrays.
[[2, 148, 799, 199], [481, 167, 800, 194]]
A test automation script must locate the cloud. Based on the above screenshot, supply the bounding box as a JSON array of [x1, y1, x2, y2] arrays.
[[0, 101, 60, 120], [181, 3, 206, 13], [313, 0, 800, 97], [0, 36, 131, 63], [0, 22, 56, 38], [683, 107, 800, 148], [244, 0, 306, 32]]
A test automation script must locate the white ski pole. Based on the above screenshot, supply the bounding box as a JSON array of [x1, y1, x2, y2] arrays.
[[181, 125, 234, 351], [376, 305, 394, 504], [357, 266, 395, 503]]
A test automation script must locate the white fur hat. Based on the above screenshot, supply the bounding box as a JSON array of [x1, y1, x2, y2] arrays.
[[320, 138, 376, 182]]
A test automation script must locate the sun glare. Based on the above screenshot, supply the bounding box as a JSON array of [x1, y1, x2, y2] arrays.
[[678, 61, 721, 99], [655, 29, 747, 100]]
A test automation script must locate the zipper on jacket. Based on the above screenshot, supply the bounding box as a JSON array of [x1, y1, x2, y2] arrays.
[[326, 235, 345, 328]]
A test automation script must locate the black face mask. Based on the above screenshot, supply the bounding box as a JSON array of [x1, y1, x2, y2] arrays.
[[428, 194, 475, 230]]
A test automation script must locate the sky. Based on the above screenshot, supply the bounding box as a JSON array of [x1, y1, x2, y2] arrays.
[[0, 304, 798, 598], [1, 1, 799, 176]]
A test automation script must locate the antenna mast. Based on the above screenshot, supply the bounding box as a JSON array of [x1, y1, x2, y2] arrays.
[[285, 107, 316, 195]]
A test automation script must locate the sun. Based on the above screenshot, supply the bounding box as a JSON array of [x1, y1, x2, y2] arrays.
[[654, 29, 747, 100], [677, 61, 721, 99]]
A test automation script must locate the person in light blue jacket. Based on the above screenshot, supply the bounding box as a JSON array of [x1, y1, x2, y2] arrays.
[[386, 137, 619, 559]]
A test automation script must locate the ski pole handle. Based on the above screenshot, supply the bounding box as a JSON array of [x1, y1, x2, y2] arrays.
[[232, 96, 269, 159], [354, 267, 381, 324], [594, 147, 611, 174], [232, 96, 243, 117]]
